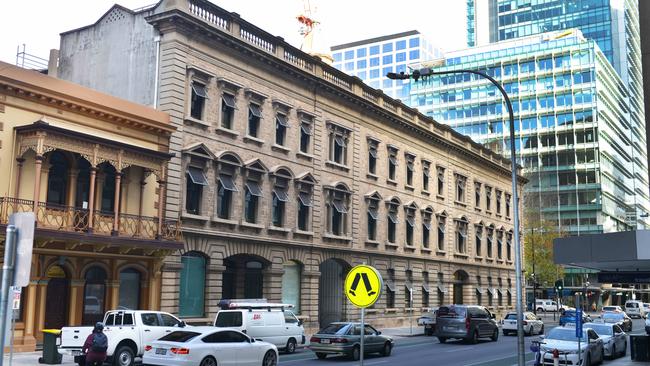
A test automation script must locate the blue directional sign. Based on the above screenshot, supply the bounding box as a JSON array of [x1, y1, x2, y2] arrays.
[[575, 309, 583, 338]]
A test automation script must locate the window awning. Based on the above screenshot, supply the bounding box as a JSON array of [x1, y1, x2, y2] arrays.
[[273, 188, 289, 202], [386, 280, 396, 292], [423, 221, 432, 230], [249, 104, 262, 118], [245, 181, 263, 197], [437, 284, 448, 293], [405, 281, 413, 291], [406, 216, 415, 227], [187, 167, 208, 185], [332, 199, 347, 214], [389, 155, 398, 165], [276, 114, 290, 127], [300, 122, 312, 135], [222, 94, 236, 108], [422, 283, 430, 293], [218, 175, 238, 192], [298, 191, 313, 207], [192, 83, 208, 98], [476, 287, 485, 294], [487, 288, 495, 296], [368, 206, 379, 220], [388, 211, 399, 224], [334, 135, 346, 147], [369, 147, 378, 158]]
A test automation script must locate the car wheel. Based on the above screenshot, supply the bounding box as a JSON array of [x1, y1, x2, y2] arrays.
[[539, 325, 545, 335], [584, 353, 591, 366], [537, 308, 544, 313], [491, 328, 499, 342], [470, 330, 479, 344], [315, 352, 327, 360], [200, 356, 217, 366], [263, 350, 277, 366], [524, 326, 531, 336], [381, 342, 392, 357], [351, 346, 360, 361], [113, 345, 135, 366], [438, 337, 447, 343], [285, 338, 297, 354]]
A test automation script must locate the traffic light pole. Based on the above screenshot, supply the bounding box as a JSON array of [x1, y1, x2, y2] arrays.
[[531, 227, 536, 315]]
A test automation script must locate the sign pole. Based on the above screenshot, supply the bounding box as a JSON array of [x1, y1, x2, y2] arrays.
[[360, 307, 364, 366], [0, 225, 18, 366]]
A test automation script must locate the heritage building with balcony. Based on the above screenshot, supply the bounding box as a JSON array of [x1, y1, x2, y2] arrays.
[[0, 62, 180, 350], [57, 0, 525, 330]]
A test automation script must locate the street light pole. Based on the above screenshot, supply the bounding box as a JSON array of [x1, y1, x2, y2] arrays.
[[532, 227, 536, 316], [388, 69, 525, 366]]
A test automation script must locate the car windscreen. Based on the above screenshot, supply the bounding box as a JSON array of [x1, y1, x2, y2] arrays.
[[504, 313, 517, 320], [215, 312, 243, 327], [547, 328, 586, 342], [602, 313, 623, 321], [317, 323, 349, 335], [420, 312, 435, 318], [562, 311, 576, 317], [602, 307, 617, 311], [437, 306, 467, 318], [159, 331, 201, 342], [588, 325, 612, 336]]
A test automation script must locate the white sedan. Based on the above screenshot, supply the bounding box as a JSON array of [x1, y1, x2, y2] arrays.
[[502, 311, 544, 336], [142, 326, 279, 366], [587, 322, 627, 358]]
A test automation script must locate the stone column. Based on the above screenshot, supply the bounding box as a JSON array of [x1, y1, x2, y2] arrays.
[[87, 167, 98, 231], [66, 169, 79, 207], [301, 270, 321, 334], [35, 280, 47, 339], [22, 280, 39, 348], [68, 280, 85, 326], [156, 179, 167, 238], [137, 174, 147, 236], [263, 266, 285, 303], [206, 264, 226, 320], [108, 280, 120, 310], [32, 155, 44, 209], [14, 158, 25, 198], [112, 172, 123, 235]]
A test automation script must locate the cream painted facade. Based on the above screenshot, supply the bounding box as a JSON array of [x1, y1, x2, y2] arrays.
[[0, 61, 180, 350], [57, 0, 525, 332]]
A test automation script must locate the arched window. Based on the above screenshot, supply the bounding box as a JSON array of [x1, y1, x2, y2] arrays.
[[179, 253, 206, 317], [386, 199, 400, 244], [244, 261, 263, 298], [325, 184, 350, 236], [83, 266, 107, 325], [46, 151, 69, 206], [99, 163, 116, 213], [281, 261, 302, 314], [118, 268, 141, 310]]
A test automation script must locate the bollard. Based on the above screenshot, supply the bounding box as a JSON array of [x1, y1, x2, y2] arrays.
[[552, 349, 560, 366]]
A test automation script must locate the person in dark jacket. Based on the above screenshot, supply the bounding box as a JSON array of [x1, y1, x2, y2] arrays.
[[82, 322, 108, 366]]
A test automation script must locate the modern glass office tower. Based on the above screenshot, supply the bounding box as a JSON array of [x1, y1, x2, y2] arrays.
[[467, 0, 647, 220], [409, 29, 650, 234], [331, 31, 441, 99]]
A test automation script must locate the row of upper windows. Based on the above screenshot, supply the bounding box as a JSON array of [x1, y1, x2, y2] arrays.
[[334, 51, 420, 72], [332, 37, 422, 62]]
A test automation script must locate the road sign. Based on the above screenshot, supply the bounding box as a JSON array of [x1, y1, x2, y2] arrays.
[[575, 309, 583, 338], [9, 212, 35, 287], [345, 265, 383, 308]]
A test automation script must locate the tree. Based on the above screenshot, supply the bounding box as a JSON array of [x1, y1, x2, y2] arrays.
[[523, 210, 565, 288]]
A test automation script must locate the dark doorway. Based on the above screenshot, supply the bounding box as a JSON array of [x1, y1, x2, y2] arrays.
[[453, 270, 469, 305], [319, 259, 348, 328], [44, 265, 69, 329], [82, 266, 107, 325], [46, 151, 69, 206]]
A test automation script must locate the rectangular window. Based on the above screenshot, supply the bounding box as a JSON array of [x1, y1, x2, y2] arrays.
[[485, 186, 492, 212], [422, 161, 430, 191], [505, 194, 511, 217], [396, 40, 406, 50], [437, 215, 446, 251], [275, 113, 289, 146], [367, 200, 379, 241], [217, 174, 238, 219], [272, 181, 289, 227], [382, 43, 393, 53], [475, 225, 482, 256], [248, 104, 262, 138], [406, 154, 415, 187], [406, 209, 415, 246], [328, 124, 350, 166], [455, 174, 466, 202], [387, 204, 398, 244], [329, 190, 348, 236], [388, 148, 398, 180], [244, 180, 263, 223], [300, 120, 312, 153], [356, 48, 367, 57], [186, 167, 207, 215], [368, 140, 378, 175], [437, 166, 445, 196], [496, 190, 502, 214], [422, 213, 431, 248], [297, 189, 313, 231], [474, 182, 481, 207], [409, 50, 420, 60], [221, 94, 236, 129], [369, 45, 380, 55], [190, 82, 207, 120]]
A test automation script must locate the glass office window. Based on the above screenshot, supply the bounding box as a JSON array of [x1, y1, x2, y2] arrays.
[[396, 40, 406, 50], [369, 45, 380, 55], [357, 48, 367, 58], [344, 50, 354, 60], [383, 43, 393, 53]]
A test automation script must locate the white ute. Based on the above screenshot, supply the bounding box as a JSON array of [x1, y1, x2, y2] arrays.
[[59, 310, 187, 366]]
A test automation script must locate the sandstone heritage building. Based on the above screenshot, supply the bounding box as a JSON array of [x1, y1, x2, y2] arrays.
[[57, 0, 525, 330], [0, 61, 179, 350]]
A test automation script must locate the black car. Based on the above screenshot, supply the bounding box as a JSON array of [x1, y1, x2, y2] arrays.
[[434, 305, 499, 344], [602, 312, 633, 332]]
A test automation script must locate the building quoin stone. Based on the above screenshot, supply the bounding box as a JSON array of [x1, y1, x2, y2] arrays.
[[57, 0, 525, 330]]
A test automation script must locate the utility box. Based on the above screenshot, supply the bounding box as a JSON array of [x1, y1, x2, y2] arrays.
[[630, 335, 650, 361]]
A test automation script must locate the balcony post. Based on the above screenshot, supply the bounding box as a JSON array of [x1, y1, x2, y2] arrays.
[[14, 158, 25, 198], [32, 155, 44, 210], [156, 179, 166, 239], [137, 175, 147, 237], [87, 167, 98, 232], [112, 172, 123, 235]]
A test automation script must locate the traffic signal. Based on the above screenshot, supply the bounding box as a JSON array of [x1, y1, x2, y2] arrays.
[[554, 279, 564, 292]]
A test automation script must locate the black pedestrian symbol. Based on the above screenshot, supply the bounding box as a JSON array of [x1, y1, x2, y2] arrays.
[[349, 272, 376, 297]]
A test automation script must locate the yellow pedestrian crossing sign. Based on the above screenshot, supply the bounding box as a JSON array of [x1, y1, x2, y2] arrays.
[[345, 265, 383, 308]]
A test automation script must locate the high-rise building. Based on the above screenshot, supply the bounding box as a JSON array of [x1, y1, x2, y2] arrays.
[[330, 31, 441, 99], [467, 0, 647, 221], [410, 29, 650, 234]]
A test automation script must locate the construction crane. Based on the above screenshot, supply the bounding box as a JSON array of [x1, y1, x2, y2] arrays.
[[297, 0, 319, 51]]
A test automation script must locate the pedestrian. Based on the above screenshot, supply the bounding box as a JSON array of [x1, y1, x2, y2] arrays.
[[81, 322, 108, 366]]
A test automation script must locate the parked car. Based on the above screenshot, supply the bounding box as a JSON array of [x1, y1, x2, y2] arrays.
[[624, 300, 647, 319], [645, 316, 650, 335], [643, 303, 650, 316], [417, 308, 438, 336], [59, 310, 187, 366], [309, 322, 394, 361], [434, 305, 499, 344], [142, 327, 278, 366], [559, 310, 592, 326], [213, 299, 305, 354], [539, 326, 604, 366], [502, 311, 544, 336], [535, 299, 571, 312], [601, 305, 624, 314], [587, 322, 627, 359], [602, 312, 633, 332]]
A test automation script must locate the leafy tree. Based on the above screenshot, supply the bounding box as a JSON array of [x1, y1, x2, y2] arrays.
[[523, 205, 564, 288]]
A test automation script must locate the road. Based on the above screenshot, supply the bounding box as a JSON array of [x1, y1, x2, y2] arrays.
[[279, 318, 647, 366]]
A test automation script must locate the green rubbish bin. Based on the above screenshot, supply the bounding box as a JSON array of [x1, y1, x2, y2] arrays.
[[631, 335, 650, 362], [38, 329, 62, 364]]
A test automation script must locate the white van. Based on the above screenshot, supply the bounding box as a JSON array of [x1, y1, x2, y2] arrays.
[[625, 300, 647, 319], [214, 299, 305, 354]]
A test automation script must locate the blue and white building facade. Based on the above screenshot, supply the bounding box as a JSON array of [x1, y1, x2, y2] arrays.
[[331, 31, 441, 99], [409, 29, 650, 234]]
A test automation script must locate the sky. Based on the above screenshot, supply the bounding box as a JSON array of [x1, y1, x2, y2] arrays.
[[0, 0, 466, 65]]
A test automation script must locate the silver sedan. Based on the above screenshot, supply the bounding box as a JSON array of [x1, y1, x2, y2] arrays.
[[588, 322, 627, 358]]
